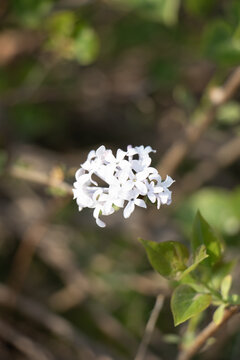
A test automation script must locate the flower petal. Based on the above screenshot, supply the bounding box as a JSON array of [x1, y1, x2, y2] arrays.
[[135, 181, 147, 195], [73, 144, 174, 226], [148, 193, 156, 203], [96, 145, 106, 157], [75, 168, 85, 179], [162, 175, 175, 188], [114, 198, 124, 207], [96, 218, 106, 227], [136, 169, 151, 181], [117, 168, 130, 183], [134, 199, 147, 208], [123, 200, 135, 218], [127, 145, 137, 156], [116, 149, 126, 161], [131, 160, 143, 172], [104, 150, 115, 163], [159, 193, 170, 204]]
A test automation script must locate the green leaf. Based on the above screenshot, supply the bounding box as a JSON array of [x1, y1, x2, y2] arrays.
[[203, 20, 240, 65], [73, 26, 100, 65], [221, 275, 232, 299], [228, 294, 240, 305], [217, 101, 240, 125], [140, 239, 189, 279], [171, 285, 212, 326], [45, 11, 76, 59], [46, 11, 76, 38], [192, 211, 222, 265], [111, 0, 180, 26], [184, 0, 217, 16], [174, 187, 240, 237], [209, 261, 236, 291], [12, 0, 54, 28], [158, 0, 181, 25], [180, 273, 208, 293], [213, 304, 226, 325], [181, 245, 209, 278]]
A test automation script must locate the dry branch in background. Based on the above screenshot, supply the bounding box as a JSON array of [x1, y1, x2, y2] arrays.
[[7, 195, 71, 296], [0, 284, 100, 360], [134, 295, 164, 360], [37, 226, 168, 357], [176, 135, 240, 200], [158, 66, 240, 177], [8, 164, 73, 195], [5, 156, 72, 295], [0, 319, 54, 360]]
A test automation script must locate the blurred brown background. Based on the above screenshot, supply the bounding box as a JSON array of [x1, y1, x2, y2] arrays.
[[0, 0, 240, 359]]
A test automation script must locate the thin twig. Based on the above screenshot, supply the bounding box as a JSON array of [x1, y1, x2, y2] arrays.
[[7, 222, 49, 294], [0, 283, 96, 360], [0, 319, 54, 360], [177, 306, 240, 360], [38, 229, 166, 357], [8, 164, 72, 195], [158, 66, 240, 177], [176, 135, 240, 200], [37, 229, 169, 310], [6, 163, 72, 294], [0, 283, 126, 360], [201, 307, 240, 360], [134, 294, 164, 360], [7, 196, 70, 296]]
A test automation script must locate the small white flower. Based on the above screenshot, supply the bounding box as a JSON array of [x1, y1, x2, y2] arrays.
[[123, 189, 147, 219], [73, 145, 174, 227]]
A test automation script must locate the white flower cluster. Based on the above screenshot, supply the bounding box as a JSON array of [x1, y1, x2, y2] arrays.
[[73, 145, 174, 227]]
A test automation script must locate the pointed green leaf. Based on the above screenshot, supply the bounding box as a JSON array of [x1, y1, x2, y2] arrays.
[[213, 304, 226, 325], [192, 211, 222, 265], [221, 275, 232, 300], [171, 285, 212, 326], [181, 245, 209, 278], [210, 261, 236, 290], [140, 239, 189, 279], [194, 244, 209, 262], [180, 273, 208, 293], [228, 294, 240, 305]]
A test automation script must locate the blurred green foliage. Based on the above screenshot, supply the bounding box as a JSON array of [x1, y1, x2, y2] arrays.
[[11, 0, 55, 28], [111, 0, 181, 25], [45, 11, 100, 64], [1, 0, 240, 359], [184, 0, 217, 16], [217, 101, 240, 125], [175, 188, 240, 239]]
